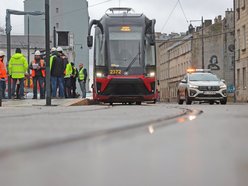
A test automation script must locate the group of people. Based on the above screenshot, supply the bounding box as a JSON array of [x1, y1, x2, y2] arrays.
[[0, 47, 87, 100]]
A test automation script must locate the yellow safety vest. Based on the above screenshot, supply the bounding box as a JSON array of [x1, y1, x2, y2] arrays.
[[78, 68, 85, 81], [8, 53, 28, 79]]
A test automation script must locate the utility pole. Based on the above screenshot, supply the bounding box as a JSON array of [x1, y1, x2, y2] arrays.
[[5, 11, 11, 99], [45, 0, 51, 106], [201, 16, 204, 69], [27, 16, 31, 88], [233, 0, 236, 103]]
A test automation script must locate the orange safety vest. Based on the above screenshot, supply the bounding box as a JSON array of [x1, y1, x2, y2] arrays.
[[31, 59, 46, 77], [0, 60, 7, 79]]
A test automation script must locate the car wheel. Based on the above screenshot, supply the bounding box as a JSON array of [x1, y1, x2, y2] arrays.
[[185, 90, 192, 105], [220, 99, 227, 105], [177, 92, 184, 105]]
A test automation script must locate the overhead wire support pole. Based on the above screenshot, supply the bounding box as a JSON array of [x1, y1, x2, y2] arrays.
[[233, 0, 236, 103], [45, 0, 51, 106], [201, 16, 204, 69], [27, 16, 31, 88], [5, 10, 11, 99]]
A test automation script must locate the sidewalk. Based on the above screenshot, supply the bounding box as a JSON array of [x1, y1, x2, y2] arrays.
[[0, 91, 94, 107], [1, 98, 80, 107]]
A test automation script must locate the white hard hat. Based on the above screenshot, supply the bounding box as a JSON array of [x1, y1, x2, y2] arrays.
[[57, 47, 63, 52], [51, 47, 57, 52], [34, 50, 41, 56], [0, 51, 5, 56]]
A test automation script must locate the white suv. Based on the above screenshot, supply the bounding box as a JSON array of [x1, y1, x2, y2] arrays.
[[177, 69, 227, 105]]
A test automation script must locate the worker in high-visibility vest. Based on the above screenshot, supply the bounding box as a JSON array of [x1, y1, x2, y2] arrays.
[[0, 51, 7, 99], [64, 61, 72, 98], [78, 63, 87, 98], [8, 48, 28, 99], [50, 47, 57, 70], [30, 50, 46, 99]]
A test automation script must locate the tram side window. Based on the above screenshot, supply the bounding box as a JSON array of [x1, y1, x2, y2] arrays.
[[145, 37, 155, 66], [95, 29, 105, 66]]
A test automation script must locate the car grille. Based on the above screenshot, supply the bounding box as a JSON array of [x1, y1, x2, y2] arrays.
[[198, 86, 220, 91]]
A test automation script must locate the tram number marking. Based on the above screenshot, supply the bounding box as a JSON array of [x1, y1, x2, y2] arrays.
[[109, 70, 122, 75]]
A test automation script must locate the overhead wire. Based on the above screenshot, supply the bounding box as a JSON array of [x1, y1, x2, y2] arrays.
[[161, 0, 179, 32], [178, 0, 188, 23]]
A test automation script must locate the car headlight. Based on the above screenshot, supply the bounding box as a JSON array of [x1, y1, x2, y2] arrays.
[[189, 84, 199, 89], [96, 72, 104, 78], [220, 84, 227, 89], [148, 72, 155, 77]]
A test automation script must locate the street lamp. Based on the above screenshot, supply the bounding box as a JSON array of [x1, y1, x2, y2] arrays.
[[190, 16, 204, 69], [5, 9, 44, 99]]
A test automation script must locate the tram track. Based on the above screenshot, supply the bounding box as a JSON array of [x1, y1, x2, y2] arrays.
[[0, 105, 112, 119], [0, 106, 203, 159]]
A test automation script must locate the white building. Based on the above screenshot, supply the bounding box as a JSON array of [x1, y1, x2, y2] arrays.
[[24, 0, 90, 88]]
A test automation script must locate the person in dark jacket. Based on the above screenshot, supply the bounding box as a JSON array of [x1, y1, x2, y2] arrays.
[[70, 62, 78, 98], [50, 47, 67, 98]]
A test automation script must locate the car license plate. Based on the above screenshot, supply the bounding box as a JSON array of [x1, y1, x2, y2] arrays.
[[204, 91, 216, 95]]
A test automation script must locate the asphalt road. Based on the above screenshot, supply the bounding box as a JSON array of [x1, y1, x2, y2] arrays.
[[0, 103, 248, 186]]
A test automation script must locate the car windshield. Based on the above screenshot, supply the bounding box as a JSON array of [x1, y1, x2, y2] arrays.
[[189, 73, 219, 81]]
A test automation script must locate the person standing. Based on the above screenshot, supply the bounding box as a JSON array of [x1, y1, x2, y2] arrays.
[[8, 48, 28, 99], [30, 50, 45, 99], [64, 61, 72, 98], [78, 63, 87, 98], [71, 62, 78, 98], [50, 47, 66, 98], [0, 51, 7, 99]]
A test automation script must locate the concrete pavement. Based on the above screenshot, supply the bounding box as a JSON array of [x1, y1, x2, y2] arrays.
[[0, 104, 248, 186]]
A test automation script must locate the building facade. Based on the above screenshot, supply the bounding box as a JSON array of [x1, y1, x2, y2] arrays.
[[235, 0, 248, 102], [157, 10, 234, 102], [23, 0, 90, 89]]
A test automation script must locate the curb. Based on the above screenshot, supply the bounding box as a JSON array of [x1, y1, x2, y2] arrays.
[[63, 98, 97, 106]]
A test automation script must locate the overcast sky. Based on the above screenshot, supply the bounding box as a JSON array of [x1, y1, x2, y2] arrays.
[[0, 0, 233, 35]]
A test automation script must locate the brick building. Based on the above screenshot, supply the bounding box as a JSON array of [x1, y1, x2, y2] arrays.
[[235, 0, 248, 102], [157, 10, 234, 102]]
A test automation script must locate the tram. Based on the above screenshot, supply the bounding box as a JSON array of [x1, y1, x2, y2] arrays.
[[87, 7, 157, 104]]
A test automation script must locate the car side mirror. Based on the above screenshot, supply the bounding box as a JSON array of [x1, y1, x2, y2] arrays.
[[221, 79, 225, 83], [87, 36, 93, 48], [181, 79, 187, 83]]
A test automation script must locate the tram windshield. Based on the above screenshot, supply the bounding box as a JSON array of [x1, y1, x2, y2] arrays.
[[109, 26, 142, 68]]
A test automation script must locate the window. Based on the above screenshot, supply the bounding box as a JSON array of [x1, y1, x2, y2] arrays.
[[56, 8, 59, 13], [241, 0, 245, 9], [243, 67, 246, 89], [236, 0, 241, 20], [237, 68, 240, 89], [56, 22, 59, 29], [237, 29, 241, 50], [109, 26, 142, 68], [236, 0, 240, 9], [242, 25, 246, 51], [95, 28, 105, 66], [57, 31, 69, 46]]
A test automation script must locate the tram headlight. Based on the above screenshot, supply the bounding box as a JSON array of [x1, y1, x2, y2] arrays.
[[148, 72, 155, 77], [96, 72, 104, 78]]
